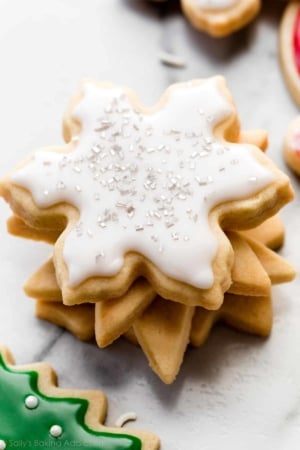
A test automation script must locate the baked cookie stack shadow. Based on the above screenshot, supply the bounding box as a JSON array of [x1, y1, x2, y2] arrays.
[[0, 76, 295, 384]]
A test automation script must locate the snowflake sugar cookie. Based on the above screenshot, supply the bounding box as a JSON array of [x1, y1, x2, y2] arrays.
[[0, 77, 293, 310]]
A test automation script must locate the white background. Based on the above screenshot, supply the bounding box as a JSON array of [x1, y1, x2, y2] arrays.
[[0, 1, 300, 449]]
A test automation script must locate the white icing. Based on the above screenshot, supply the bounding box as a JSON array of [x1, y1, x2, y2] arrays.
[[196, 0, 238, 10], [50, 425, 63, 438], [25, 394, 39, 409], [0, 440, 6, 450], [12, 78, 275, 289]]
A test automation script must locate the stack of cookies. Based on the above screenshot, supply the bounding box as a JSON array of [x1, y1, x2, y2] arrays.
[[0, 76, 295, 383]]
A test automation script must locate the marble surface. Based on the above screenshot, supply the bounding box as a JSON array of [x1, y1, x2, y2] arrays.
[[0, 0, 300, 449]]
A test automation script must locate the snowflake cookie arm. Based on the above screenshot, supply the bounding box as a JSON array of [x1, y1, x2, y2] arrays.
[[0, 346, 160, 450]]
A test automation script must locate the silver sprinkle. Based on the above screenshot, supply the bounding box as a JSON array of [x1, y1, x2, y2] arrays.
[[135, 225, 144, 231], [195, 176, 213, 186], [165, 221, 174, 228], [56, 181, 65, 190], [249, 176, 257, 182], [116, 201, 126, 209], [127, 205, 135, 218], [59, 156, 68, 168], [95, 252, 105, 262], [95, 120, 113, 132], [75, 222, 83, 236], [91, 145, 101, 154], [199, 151, 209, 157]]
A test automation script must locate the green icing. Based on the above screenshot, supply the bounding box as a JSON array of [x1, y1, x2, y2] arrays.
[[0, 353, 141, 450]]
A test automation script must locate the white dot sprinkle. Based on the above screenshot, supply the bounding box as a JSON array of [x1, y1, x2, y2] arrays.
[[0, 440, 6, 449], [25, 395, 39, 409], [50, 425, 63, 438]]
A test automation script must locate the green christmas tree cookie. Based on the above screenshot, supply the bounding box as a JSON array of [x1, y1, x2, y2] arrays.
[[0, 346, 159, 450]]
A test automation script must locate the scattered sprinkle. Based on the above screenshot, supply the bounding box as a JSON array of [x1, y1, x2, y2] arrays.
[[158, 50, 186, 68], [115, 412, 137, 428]]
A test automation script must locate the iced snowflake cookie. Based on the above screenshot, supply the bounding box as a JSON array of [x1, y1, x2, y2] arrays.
[[283, 115, 300, 174], [279, 1, 300, 106], [0, 77, 293, 311], [0, 346, 159, 449], [149, 0, 261, 37]]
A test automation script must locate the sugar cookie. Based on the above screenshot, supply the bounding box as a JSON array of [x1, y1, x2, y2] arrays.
[[279, 1, 300, 106], [0, 77, 293, 311], [181, 0, 261, 37], [0, 346, 159, 449], [149, 0, 261, 37]]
